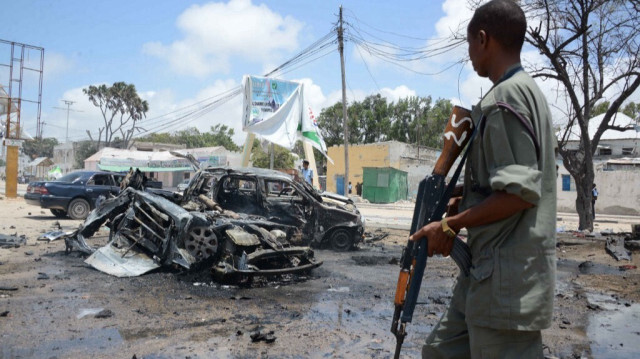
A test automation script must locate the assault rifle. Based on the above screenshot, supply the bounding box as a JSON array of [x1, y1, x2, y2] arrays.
[[391, 106, 474, 359]]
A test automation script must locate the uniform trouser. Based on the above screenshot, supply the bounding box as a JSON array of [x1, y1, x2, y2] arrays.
[[422, 276, 543, 359]]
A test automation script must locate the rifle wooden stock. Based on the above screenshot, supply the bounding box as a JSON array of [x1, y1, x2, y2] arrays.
[[434, 106, 474, 176], [391, 105, 473, 359]]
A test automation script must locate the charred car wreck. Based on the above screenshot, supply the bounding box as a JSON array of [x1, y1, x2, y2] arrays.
[[180, 166, 365, 251], [64, 169, 322, 280]]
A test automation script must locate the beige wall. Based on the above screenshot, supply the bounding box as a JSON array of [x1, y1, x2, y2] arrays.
[[327, 142, 391, 193], [557, 163, 640, 215], [326, 141, 440, 198]]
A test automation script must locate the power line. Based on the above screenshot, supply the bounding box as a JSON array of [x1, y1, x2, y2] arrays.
[[132, 28, 339, 138]]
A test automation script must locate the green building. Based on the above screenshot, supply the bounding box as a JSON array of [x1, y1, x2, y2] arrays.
[[362, 167, 408, 203]]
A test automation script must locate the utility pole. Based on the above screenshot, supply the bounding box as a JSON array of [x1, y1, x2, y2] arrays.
[[270, 142, 275, 170], [338, 6, 350, 196], [61, 100, 74, 143], [53, 100, 81, 173]]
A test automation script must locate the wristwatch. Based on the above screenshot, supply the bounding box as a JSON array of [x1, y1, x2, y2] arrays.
[[441, 218, 456, 238]]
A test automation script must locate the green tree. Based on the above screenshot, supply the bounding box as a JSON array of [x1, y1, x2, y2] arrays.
[[84, 82, 149, 149], [423, 98, 453, 149], [136, 125, 240, 151], [201, 124, 241, 151], [251, 141, 295, 169], [74, 140, 98, 169], [22, 137, 59, 159], [317, 102, 349, 147], [622, 102, 640, 120]]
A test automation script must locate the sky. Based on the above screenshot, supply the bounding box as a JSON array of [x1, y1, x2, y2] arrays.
[[2, 0, 639, 146]]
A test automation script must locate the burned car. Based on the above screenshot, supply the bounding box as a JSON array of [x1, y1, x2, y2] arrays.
[[180, 167, 365, 251], [64, 169, 322, 281]]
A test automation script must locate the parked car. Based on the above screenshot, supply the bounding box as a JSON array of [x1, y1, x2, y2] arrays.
[[181, 167, 365, 251], [177, 179, 191, 192], [25, 171, 126, 219]]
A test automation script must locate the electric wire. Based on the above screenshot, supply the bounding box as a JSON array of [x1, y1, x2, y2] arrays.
[[129, 28, 339, 138]]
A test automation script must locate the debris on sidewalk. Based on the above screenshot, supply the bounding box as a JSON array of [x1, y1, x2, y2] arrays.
[[38, 231, 73, 242], [250, 330, 276, 343], [605, 236, 632, 261], [364, 229, 388, 243], [0, 234, 26, 248]]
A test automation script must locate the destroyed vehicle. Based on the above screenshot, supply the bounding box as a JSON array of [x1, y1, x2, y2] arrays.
[[25, 171, 126, 220], [64, 173, 322, 280], [180, 167, 365, 251]]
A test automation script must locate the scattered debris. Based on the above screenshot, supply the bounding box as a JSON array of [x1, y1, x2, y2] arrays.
[[328, 286, 350, 293], [625, 239, 640, 251], [37, 272, 49, 280], [24, 251, 33, 256], [250, 330, 276, 343], [364, 229, 388, 242], [63, 169, 322, 282], [0, 311, 9, 317], [0, 234, 26, 248], [0, 286, 18, 291], [605, 237, 632, 261], [77, 308, 105, 319], [587, 303, 602, 311], [619, 264, 637, 271], [38, 231, 72, 242], [95, 309, 114, 318]]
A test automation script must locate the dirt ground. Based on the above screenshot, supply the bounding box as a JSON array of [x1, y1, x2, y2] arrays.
[[1, 197, 640, 358]]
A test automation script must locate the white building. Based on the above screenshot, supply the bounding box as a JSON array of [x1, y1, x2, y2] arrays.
[[84, 146, 242, 188], [557, 112, 640, 215]]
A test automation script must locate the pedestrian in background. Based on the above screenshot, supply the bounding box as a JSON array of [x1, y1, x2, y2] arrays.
[[592, 183, 598, 220], [301, 160, 313, 185]]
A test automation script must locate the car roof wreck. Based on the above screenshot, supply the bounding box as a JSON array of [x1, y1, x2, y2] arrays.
[[62, 168, 322, 280]]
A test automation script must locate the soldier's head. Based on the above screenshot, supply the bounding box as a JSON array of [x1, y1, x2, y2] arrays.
[[467, 0, 526, 77]]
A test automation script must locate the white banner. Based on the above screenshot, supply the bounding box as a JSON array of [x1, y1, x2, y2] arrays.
[[243, 76, 301, 149]]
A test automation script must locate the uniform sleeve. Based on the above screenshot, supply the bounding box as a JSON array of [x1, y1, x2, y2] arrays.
[[482, 106, 542, 205]]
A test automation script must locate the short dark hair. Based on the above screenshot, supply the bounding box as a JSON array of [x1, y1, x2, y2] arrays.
[[468, 0, 526, 52], [303, 160, 309, 164]]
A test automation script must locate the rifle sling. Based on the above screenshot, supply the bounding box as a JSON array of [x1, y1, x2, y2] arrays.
[[434, 114, 487, 276]]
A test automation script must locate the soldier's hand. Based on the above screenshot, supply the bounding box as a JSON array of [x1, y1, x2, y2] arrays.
[[410, 221, 454, 257]]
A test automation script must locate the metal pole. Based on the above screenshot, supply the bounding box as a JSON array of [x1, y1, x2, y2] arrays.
[[338, 6, 349, 196], [62, 100, 74, 143], [270, 142, 275, 169]]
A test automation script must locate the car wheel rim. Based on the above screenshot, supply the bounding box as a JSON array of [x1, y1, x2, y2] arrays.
[[71, 201, 89, 218], [185, 226, 218, 261], [332, 230, 352, 250]]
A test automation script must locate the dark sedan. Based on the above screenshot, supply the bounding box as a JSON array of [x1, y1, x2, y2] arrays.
[[25, 171, 125, 219]]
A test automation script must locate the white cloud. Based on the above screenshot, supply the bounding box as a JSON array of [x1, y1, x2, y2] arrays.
[[380, 85, 417, 103], [44, 52, 74, 79], [435, 0, 475, 39], [143, 0, 303, 77]]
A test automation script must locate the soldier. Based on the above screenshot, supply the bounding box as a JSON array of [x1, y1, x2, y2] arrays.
[[412, 0, 557, 357]]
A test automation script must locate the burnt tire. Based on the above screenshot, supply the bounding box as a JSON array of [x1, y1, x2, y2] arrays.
[[67, 198, 90, 220], [330, 228, 354, 251], [50, 209, 68, 218]]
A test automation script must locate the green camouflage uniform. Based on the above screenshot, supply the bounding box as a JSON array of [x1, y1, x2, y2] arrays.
[[423, 63, 557, 358]]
